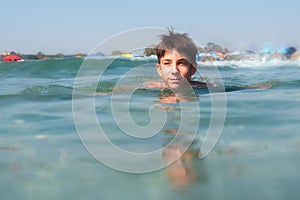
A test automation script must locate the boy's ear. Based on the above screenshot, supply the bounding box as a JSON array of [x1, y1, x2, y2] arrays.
[[156, 63, 162, 77], [190, 63, 197, 75]]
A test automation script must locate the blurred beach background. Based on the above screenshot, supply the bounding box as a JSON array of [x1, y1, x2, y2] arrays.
[[1, 0, 300, 200]]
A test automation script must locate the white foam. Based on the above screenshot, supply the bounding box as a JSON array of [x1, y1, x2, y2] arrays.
[[198, 59, 300, 68]]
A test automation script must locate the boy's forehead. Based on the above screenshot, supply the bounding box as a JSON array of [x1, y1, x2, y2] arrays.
[[161, 50, 188, 60]]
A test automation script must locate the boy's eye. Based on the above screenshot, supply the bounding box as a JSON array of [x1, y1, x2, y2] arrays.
[[163, 62, 171, 66], [161, 60, 189, 67], [178, 60, 189, 66]]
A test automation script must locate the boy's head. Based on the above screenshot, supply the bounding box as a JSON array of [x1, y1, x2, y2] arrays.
[[155, 29, 198, 89], [156, 29, 198, 65]]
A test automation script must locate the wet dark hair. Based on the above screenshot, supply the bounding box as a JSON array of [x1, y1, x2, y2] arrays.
[[156, 28, 197, 64]]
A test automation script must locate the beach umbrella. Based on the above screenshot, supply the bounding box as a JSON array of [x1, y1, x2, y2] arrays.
[[87, 52, 105, 57], [132, 52, 143, 57], [259, 47, 275, 54], [278, 47, 297, 54], [277, 47, 297, 58], [285, 47, 296, 55], [246, 50, 256, 54], [196, 53, 201, 61], [121, 53, 133, 58], [3, 55, 22, 62]]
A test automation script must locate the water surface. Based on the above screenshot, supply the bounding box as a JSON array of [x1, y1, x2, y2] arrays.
[[1, 58, 300, 199]]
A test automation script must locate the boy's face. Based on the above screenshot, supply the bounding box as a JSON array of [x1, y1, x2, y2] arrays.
[[156, 50, 196, 89]]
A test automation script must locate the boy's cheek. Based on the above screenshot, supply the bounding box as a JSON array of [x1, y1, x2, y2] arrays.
[[156, 64, 163, 77], [161, 67, 173, 74]]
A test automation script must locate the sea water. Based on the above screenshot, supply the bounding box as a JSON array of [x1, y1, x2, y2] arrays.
[[0, 57, 300, 199]]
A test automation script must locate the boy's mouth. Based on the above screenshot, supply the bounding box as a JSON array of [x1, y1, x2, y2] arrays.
[[169, 78, 181, 83]]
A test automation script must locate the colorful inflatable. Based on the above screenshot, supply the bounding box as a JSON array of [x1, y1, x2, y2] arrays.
[[3, 55, 22, 62]]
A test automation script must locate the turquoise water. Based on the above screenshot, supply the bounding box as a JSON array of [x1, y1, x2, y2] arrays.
[[1, 58, 300, 199]]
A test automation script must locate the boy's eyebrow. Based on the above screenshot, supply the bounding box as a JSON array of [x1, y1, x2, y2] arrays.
[[161, 58, 172, 62], [176, 58, 190, 64], [161, 57, 188, 62], [176, 58, 188, 62]]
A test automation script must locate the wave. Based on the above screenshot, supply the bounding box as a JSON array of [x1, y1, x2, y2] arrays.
[[0, 78, 299, 103], [1, 57, 300, 101], [2, 57, 300, 76], [0, 57, 157, 79], [0, 58, 83, 79], [198, 59, 300, 68], [20, 84, 74, 100], [272, 79, 300, 89]]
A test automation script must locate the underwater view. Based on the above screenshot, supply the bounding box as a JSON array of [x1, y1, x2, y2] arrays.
[[1, 57, 300, 200]]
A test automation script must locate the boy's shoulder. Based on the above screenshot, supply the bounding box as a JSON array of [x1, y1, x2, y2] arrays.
[[140, 82, 166, 89], [140, 81, 215, 90], [190, 81, 216, 88]]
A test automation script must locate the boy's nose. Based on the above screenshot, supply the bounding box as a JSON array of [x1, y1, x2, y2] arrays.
[[170, 64, 179, 72]]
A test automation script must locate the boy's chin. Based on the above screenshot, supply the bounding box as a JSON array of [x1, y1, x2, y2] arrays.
[[167, 83, 180, 90], [167, 83, 189, 90]]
